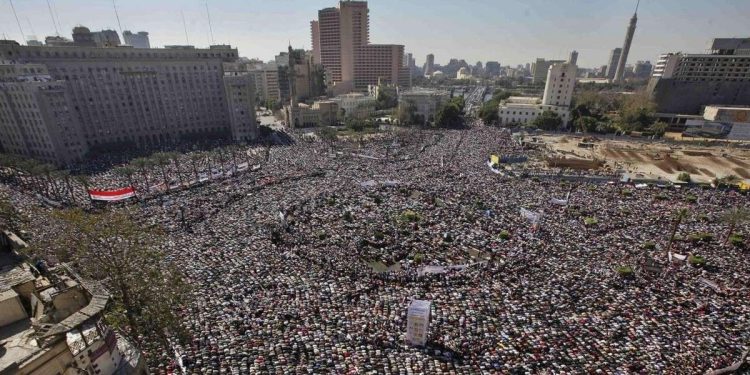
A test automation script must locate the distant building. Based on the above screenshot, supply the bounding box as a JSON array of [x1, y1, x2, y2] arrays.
[[498, 62, 576, 127], [684, 105, 750, 140], [249, 63, 281, 104], [310, 21, 321, 64], [92, 29, 121, 47], [332, 92, 377, 119], [310, 1, 409, 94], [613, 5, 639, 84], [456, 67, 471, 80], [634, 60, 652, 79], [424, 54, 435, 76], [485, 61, 501, 76], [44, 35, 73, 46], [568, 50, 578, 65], [123, 30, 150, 48], [606, 48, 622, 80], [531, 58, 565, 84], [648, 38, 750, 114], [398, 88, 450, 125], [284, 100, 339, 128]]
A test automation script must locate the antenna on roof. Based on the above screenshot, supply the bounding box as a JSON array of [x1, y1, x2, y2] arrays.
[[8, 0, 26, 43], [45, 0, 60, 36], [112, 0, 123, 36], [181, 10, 190, 45], [205, 1, 215, 45], [635, 0, 640, 14]]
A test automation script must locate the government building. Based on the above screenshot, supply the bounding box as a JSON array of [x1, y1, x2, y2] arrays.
[[0, 32, 256, 166]]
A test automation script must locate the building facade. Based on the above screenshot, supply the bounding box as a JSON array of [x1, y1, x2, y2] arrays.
[[398, 88, 449, 125], [424, 54, 435, 76], [648, 38, 750, 114], [332, 92, 376, 119], [498, 62, 576, 127], [311, 1, 409, 93], [531, 58, 564, 84], [0, 38, 256, 164]]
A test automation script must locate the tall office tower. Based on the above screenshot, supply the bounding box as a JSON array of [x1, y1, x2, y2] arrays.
[[568, 50, 578, 65], [613, 1, 639, 84], [606, 48, 622, 80], [310, 21, 321, 64], [531, 58, 565, 83], [634, 60, 652, 78], [0, 40, 257, 165], [123, 31, 150, 48], [424, 54, 435, 76], [599, 65, 608, 78], [310, 1, 408, 93], [542, 62, 578, 107], [484, 61, 500, 76]]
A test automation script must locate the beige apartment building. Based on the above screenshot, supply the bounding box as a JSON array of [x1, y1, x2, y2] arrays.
[[0, 37, 256, 165], [311, 1, 409, 93]]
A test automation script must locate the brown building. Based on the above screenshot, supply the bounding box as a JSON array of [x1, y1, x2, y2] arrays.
[[310, 1, 409, 93]]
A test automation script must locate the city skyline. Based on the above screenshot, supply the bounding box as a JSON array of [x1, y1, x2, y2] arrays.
[[1, 0, 749, 69]]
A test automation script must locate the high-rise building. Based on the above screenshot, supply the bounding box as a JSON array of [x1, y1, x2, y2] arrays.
[[423, 54, 435, 76], [310, 21, 321, 64], [634, 60, 652, 79], [0, 39, 257, 165], [310, 1, 408, 93], [568, 50, 578, 65], [72, 26, 97, 47], [92, 30, 121, 47], [485, 61, 501, 76], [498, 62, 577, 127], [648, 38, 750, 114], [606, 48, 622, 80], [613, 3, 639, 84], [531, 58, 564, 83], [123, 31, 150, 48]]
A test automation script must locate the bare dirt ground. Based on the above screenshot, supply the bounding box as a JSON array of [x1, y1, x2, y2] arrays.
[[537, 134, 750, 183]]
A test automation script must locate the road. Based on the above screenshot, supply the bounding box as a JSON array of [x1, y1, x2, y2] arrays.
[[464, 86, 487, 115]]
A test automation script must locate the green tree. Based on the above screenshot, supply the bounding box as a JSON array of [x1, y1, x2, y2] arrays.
[[649, 121, 668, 137], [575, 116, 598, 133], [720, 207, 750, 244], [397, 101, 418, 125], [479, 101, 499, 125], [617, 92, 656, 132], [436, 99, 463, 128], [532, 110, 563, 131], [36, 209, 189, 351]]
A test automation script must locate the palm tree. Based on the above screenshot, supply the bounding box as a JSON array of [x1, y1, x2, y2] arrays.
[[74, 174, 91, 202], [720, 207, 750, 244], [131, 157, 152, 188], [666, 208, 689, 253], [150, 152, 171, 190], [113, 166, 137, 189], [54, 169, 75, 205], [166, 152, 184, 187], [188, 152, 204, 183]]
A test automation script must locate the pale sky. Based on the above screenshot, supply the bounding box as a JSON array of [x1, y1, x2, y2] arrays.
[[2, 0, 749, 68]]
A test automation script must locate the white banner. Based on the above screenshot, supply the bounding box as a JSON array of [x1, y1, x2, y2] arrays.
[[550, 198, 568, 206], [520, 208, 541, 223], [406, 300, 431, 346]]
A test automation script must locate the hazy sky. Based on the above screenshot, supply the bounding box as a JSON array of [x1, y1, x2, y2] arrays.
[[2, 0, 749, 68]]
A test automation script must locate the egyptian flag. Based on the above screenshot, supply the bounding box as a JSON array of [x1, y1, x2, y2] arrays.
[[88, 187, 136, 202]]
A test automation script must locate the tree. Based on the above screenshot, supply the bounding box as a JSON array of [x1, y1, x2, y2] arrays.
[[666, 208, 689, 253], [113, 166, 137, 189], [479, 101, 499, 125], [677, 172, 691, 183], [616, 92, 656, 132], [151, 152, 174, 189], [0, 194, 24, 232], [319, 127, 338, 148], [575, 116, 598, 133], [435, 99, 463, 128], [131, 157, 152, 188], [376, 90, 397, 110], [397, 101, 418, 125], [35, 209, 189, 351], [720, 207, 750, 244], [649, 121, 668, 138], [533, 110, 563, 131]]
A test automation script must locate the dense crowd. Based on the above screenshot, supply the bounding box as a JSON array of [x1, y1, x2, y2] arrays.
[[4, 123, 749, 374]]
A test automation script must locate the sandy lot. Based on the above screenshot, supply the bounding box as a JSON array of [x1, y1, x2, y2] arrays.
[[537, 134, 750, 183]]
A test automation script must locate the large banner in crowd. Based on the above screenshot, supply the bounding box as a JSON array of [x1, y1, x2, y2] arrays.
[[406, 300, 431, 347], [88, 187, 136, 202]]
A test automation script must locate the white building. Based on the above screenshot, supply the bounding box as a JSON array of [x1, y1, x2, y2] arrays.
[[684, 105, 750, 140], [332, 93, 377, 119], [398, 88, 450, 124], [498, 62, 576, 127], [456, 67, 471, 80], [122, 31, 150, 48]]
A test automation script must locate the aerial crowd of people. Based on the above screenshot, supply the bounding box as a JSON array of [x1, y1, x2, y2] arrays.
[[2, 122, 749, 374]]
